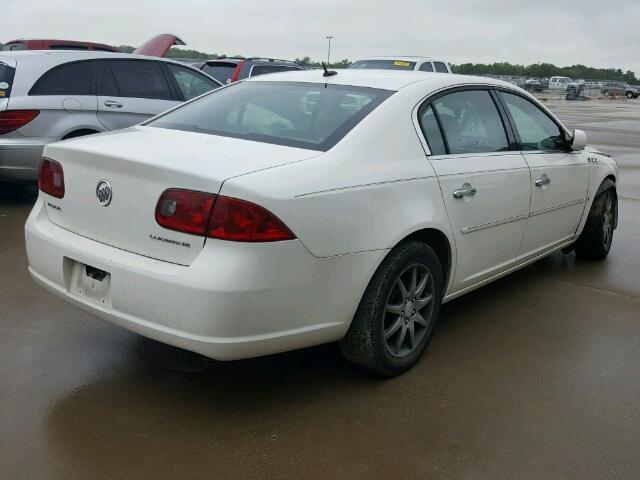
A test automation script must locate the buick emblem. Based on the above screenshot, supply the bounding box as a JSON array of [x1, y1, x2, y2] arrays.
[[96, 180, 113, 207]]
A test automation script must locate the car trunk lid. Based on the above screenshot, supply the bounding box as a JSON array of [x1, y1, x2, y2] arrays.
[[42, 126, 321, 265]]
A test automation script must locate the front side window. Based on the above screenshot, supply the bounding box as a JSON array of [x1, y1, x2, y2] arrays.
[[107, 60, 172, 100], [148, 81, 393, 151], [29, 60, 94, 96], [499, 92, 567, 151], [429, 90, 508, 154], [349, 60, 417, 70], [434, 62, 448, 73], [167, 64, 220, 100]]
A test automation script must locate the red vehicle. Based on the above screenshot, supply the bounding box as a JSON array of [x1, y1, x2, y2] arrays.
[[2, 39, 118, 52], [2, 34, 185, 58]]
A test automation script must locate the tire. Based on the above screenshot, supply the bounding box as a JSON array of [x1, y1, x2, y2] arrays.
[[340, 241, 443, 376], [626, 91, 634, 99], [574, 189, 617, 260], [602, 90, 609, 97], [62, 129, 99, 140]]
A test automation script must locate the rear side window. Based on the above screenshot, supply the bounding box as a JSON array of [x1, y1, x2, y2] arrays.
[[419, 62, 434, 72], [107, 60, 173, 100], [349, 60, 417, 70], [499, 92, 567, 151], [0, 62, 16, 98], [166, 64, 220, 100], [29, 61, 94, 96], [418, 105, 446, 155], [148, 81, 394, 151], [250, 65, 301, 77], [95, 60, 119, 96], [434, 62, 449, 73], [201, 62, 239, 84], [429, 90, 509, 154]]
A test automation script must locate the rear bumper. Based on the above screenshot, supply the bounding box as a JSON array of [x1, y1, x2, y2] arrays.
[[0, 139, 47, 181], [25, 197, 383, 360]]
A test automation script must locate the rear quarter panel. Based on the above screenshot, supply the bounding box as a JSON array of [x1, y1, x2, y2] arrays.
[[219, 90, 454, 260]]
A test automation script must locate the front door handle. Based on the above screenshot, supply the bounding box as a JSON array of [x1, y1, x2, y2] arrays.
[[453, 183, 478, 199], [535, 174, 551, 187], [103, 100, 123, 108]]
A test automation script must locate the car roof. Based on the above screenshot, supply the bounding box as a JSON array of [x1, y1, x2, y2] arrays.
[[248, 68, 513, 92], [0, 50, 188, 65]]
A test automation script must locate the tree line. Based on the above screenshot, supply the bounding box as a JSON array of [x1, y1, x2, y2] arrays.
[[117, 46, 638, 84]]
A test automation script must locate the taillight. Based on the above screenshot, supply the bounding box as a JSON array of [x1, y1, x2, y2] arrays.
[[155, 189, 216, 236], [230, 61, 245, 83], [154, 189, 295, 242], [208, 196, 295, 242], [0, 110, 40, 135], [38, 158, 65, 199]]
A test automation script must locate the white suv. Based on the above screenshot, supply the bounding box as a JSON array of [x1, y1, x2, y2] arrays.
[[0, 51, 221, 181], [349, 56, 452, 73]]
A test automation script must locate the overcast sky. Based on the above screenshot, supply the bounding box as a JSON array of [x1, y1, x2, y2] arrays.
[[5, 0, 640, 74]]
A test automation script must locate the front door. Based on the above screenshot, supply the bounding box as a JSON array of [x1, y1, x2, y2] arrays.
[[497, 90, 589, 259], [418, 89, 531, 293]]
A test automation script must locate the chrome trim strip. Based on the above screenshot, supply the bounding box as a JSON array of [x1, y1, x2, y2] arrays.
[[461, 198, 587, 234], [461, 213, 528, 234], [529, 198, 586, 217]]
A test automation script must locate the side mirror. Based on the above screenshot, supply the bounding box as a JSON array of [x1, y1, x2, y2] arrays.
[[571, 129, 587, 151]]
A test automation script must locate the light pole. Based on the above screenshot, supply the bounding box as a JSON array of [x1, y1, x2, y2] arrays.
[[326, 35, 333, 65]]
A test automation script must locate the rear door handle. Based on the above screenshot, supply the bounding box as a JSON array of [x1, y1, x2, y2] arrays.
[[103, 100, 123, 108], [453, 183, 478, 199], [535, 174, 551, 187]]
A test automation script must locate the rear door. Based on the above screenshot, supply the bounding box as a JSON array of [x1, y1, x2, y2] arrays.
[[419, 88, 531, 292], [96, 59, 179, 131], [497, 90, 588, 259]]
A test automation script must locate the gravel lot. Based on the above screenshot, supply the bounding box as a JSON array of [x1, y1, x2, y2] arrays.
[[1, 97, 639, 479]]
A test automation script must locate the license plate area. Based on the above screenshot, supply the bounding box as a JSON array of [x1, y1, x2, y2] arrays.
[[66, 259, 112, 308]]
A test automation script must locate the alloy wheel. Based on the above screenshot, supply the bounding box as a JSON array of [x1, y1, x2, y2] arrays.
[[383, 263, 435, 358]]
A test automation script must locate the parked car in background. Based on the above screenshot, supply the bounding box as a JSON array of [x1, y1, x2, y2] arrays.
[[601, 81, 639, 98], [548, 76, 578, 91], [196, 57, 305, 84], [26, 70, 618, 376], [525, 78, 544, 91], [349, 57, 452, 73], [2, 39, 118, 52], [0, 51, 221, 181]]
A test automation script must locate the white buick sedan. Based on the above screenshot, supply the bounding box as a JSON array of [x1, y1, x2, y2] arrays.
[[26, 69, 618, 375]]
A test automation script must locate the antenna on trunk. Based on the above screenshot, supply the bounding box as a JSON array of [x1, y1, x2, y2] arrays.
[[322, 62, 337, 77]]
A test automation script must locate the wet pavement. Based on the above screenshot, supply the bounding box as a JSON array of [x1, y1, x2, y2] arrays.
[[1, 99, 639, 479]]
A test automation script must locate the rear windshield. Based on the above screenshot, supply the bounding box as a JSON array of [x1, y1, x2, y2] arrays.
[[2, 42, 26, 51], [0, 62, 16, 98], [148, 81, 394, 151], [350, 60, 417, 70], [201, 62, 239, 84]]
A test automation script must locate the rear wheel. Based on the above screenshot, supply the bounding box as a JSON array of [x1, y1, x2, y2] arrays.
[[340, 241, 443, 376], [626, 91, 634, 99], [575, 189, 616, 260], [602, 89, 610, 97]]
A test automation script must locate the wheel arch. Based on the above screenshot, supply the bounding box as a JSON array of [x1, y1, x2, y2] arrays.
[[397, 227, 454, 291], [61, 128, 101, 141]]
